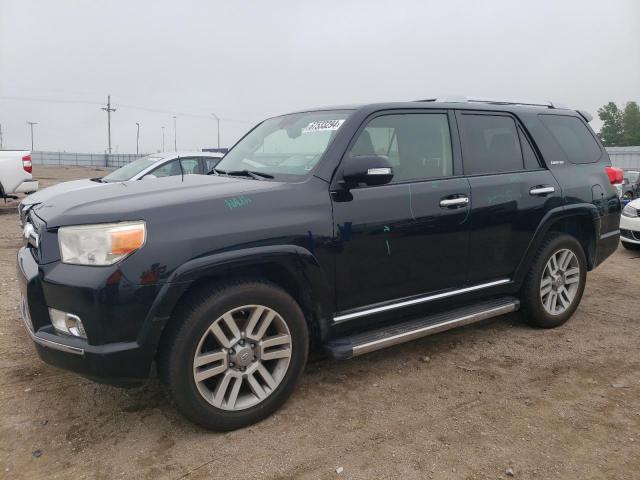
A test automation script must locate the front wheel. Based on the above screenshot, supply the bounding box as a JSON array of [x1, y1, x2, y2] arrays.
[[520, 233, 587, 328], [159, 280, 309, 431]]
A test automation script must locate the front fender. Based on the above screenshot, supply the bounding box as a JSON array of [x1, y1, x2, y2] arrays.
[[145, 245, 334, 347]]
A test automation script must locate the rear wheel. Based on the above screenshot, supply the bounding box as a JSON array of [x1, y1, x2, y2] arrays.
[[520, 233, 587, 328], [159, 280, 309, 431]]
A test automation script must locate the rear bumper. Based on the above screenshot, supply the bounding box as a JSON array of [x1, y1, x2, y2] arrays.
[[17, 246, 167, 387], [14, 180, 39, 194]]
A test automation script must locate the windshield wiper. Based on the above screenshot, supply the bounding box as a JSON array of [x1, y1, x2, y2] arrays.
[[211, 168, 274, 180]]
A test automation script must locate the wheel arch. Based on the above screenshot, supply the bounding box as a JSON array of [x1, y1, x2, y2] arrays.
[[149, 245, 334, 362], [513, 204, 599, 285]]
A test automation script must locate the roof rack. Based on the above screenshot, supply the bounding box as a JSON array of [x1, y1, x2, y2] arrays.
[[416, 96, 568, 109]]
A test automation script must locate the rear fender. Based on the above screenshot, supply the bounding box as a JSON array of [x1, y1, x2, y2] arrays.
[[513, 204, 600, 285]]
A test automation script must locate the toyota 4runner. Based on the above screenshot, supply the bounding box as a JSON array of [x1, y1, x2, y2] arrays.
[[17, 97, 622, 430]]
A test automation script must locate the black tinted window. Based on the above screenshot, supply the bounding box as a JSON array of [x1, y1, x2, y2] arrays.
[[459, 114, 524, 175], [539, 114, 602, 164], [349, 113, 453, 182]]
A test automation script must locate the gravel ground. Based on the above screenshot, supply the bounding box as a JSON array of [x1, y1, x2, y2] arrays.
[[1, 166, 639, 480]]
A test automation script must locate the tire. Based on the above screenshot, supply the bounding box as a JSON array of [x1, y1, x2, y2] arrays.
[[622, 241, 640, 251], [158, 280, 309, 431], [520, 233, 587, 328], [622, 191, 634, 202]]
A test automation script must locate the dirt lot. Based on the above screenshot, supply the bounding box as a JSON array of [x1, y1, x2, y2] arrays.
[[1, 166, 639, 479]]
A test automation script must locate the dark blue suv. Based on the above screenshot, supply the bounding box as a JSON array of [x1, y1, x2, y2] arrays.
[[17, 98, 622, 430]]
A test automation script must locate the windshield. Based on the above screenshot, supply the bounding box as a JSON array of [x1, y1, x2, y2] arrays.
[[103, 155, 163, 182], [216, 110, 351, 180], [626, 171, 639, 183]]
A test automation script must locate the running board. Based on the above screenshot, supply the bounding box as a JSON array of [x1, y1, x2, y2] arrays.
[[325, 297, 520, 360]]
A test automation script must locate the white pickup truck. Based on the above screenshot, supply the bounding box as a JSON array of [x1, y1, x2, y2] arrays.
[[0, 151, 38, 199]]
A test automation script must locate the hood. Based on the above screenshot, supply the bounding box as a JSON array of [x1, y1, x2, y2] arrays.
[[32, 174, 286, 228], [22, 179, 103, 206]]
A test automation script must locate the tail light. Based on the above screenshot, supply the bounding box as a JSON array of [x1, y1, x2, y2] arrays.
[[22, 155, 32, 174], [605, 166, 624, 185]]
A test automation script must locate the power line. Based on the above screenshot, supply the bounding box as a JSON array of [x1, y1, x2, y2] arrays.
[[1, 95, 254, 124]]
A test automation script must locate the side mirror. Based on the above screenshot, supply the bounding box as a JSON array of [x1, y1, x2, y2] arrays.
[[142, 174, 157, 180], [343, 155, 393, 187]]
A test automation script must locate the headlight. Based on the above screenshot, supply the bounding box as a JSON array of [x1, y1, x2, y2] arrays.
[[622, 204, 638, 218], [58, 221, 146, 266]]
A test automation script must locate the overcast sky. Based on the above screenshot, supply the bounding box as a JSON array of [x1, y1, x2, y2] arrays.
[[1, 0, 639, 153]]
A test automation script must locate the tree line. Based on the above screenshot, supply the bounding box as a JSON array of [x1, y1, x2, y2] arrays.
[[597, 101, 640, 147]]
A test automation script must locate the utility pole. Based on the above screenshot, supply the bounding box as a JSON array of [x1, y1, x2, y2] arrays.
[[173, 116, 177, 152], [101, 95, 116, 154], [26, 121, 38, 150], [211, 113, 220, 148], [161, 126, 165, 152], [136, 122, 140, 155]]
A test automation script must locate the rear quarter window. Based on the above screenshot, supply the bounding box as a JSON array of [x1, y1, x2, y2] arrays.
[[539, 114, 602, 164]]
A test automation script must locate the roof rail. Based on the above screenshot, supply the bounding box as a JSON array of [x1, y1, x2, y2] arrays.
[[416, 96, 568, 109]]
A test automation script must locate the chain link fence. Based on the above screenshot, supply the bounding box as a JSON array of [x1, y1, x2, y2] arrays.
[[30, 151, 148, 168]]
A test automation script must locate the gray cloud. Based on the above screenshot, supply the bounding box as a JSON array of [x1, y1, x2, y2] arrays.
[[1, 0, 638, 153]]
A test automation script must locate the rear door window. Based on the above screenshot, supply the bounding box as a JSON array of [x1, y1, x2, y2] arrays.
[[539, 114, 602, 164], [202, 157, 221, 173], [458, 114, 524, 175], [179, 158, 201, 174]]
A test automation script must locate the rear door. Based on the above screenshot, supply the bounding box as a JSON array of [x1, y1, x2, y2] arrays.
[[332, 111, 471, 311], [456, 110, 562, 284]]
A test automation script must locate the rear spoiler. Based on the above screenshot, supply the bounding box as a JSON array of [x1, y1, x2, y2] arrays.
[[577, 110, 593, 123]]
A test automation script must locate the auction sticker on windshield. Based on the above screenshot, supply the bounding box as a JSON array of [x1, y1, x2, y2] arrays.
[[302, 119, 345, 133]]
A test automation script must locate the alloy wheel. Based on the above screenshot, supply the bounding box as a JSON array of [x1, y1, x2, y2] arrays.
[[540, 248, 580, 315], [192, 305, 292, 411]]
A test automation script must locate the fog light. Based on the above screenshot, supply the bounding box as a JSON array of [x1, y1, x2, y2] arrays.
[[48, 308, 86, 338]]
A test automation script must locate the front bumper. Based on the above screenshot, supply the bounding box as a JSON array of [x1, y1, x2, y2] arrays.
[[17, 246, 168, 386], [620, 213, 640, 244]]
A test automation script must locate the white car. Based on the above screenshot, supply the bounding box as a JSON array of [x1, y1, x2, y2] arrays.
[[620, 198, 640, 250], [0, 150, 38, 198], [19, 151, 223, 222]]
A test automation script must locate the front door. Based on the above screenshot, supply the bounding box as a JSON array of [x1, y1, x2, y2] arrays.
[[332, 111, 471, 312]]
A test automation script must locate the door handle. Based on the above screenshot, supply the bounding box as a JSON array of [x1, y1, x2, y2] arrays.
[[439, 196, 469, 208], [529, 186, 555, 196]]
